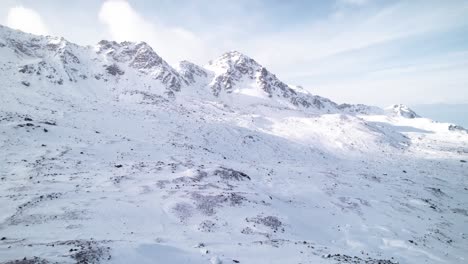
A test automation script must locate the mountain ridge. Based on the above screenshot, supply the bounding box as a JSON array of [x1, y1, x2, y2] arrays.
[[0, 24, 425, 119]]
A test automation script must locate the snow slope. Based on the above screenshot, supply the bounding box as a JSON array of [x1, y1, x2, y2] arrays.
[[0, 25, 467, 264]]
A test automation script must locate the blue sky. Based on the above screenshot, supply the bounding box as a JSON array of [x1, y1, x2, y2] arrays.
[[1, 0, 468, 107]]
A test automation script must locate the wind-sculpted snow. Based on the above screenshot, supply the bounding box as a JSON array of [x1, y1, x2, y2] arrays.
[[1, 25, 468, 264]]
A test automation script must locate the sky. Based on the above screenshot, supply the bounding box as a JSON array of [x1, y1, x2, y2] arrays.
[[412, 103, 468, 127], [1, 0, 468, 108]]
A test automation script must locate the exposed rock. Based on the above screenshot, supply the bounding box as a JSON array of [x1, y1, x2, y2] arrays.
[[105, 64, 124, 76], [386, 104, 419, 118]]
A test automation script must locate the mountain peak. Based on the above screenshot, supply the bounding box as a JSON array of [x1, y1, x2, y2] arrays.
[[203, 50, 335, 110], [209, 50, 259, 70], [386, 104, 420, 118], [97, 39, 165, 72], [219, 50, 251, 60], [178, 60, 209, 84], [97, 40, 161, 61], [95, 39, 188, 94]]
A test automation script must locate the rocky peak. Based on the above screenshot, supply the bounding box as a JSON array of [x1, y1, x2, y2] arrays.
[[97, 40, 163, 68], [97, 40, 188, 93], [208, 51, 260, 77], [207, 51, 273, 94], [48, 38, 81, 66], [0, 25, 75, 60], [386, 104, 419, 118], [129, 42, 164, 70], [0, 26, 86, 84], [206, 51, 323, 109], [448, 124, 468, 133], [178, 60, 209, 84], [211, 50, 257, 65]]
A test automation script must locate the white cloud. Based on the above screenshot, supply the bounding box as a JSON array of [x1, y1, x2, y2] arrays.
[[98, 0, 206, 64], [6, 6, 48, 35], [249, 1, 468, 70]]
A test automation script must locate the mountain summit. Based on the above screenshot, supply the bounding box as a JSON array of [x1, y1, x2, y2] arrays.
[[386, 104, 420, 118]]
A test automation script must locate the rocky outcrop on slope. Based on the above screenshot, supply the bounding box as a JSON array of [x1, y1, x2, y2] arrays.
[[177, 60, 209, 84], [386, 104, 420, 118]]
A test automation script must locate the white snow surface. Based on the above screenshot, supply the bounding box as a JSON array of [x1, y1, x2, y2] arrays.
[[0, 25, 467, 264]]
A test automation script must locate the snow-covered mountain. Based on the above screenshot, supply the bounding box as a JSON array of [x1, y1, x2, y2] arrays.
[[386, 104, 420, 119], [1, 25, 467, 264], [203, 50, 338, 110]]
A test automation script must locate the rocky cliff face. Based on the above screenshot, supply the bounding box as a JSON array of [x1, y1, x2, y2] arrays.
[[97, 40, 188, 95], [177, 60, 209, 84], [204, 51, 338, 110]]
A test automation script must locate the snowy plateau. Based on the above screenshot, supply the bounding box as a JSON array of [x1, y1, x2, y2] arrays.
[[0, 25, 467, 264]]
